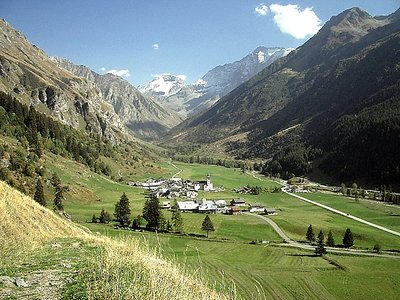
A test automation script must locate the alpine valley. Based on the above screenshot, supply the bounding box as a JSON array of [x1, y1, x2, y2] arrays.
[[1, 5, 400, 300], [165, 7, 400, 186]]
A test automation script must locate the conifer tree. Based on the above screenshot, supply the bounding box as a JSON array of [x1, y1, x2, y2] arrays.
[[343, 228, 354, 248], [201, 215, 215, 238], [171, 202, 184, 233], [114, 193, 131, 226], [142, 194, 162, 230], [315, 230, 327, 256], [51, 172, 64, 211], [306, 224, 315, 242], [99, 209, 111, 223], [326, 230, 335, 247], [33, 178, 46, 206], [91, 214, 97, 223]]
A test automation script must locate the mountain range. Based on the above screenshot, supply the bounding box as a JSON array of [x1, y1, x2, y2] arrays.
[[165, 7, 400, 184], [139, 47, 293, 117], [51, 57, 183, 140]]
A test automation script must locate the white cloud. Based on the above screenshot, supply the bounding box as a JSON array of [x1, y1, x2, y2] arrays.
[[152, 43, 159, 50], [255, 3, 269, 16], [269, 4, 322, 39], [100, 68, 130, 78]]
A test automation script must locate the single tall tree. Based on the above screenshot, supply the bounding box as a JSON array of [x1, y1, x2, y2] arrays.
[[51, 173, 64, 211], [315, 230, 327, 256], [326, 230, 335, 247], [201, 215, 215, 238], [171, 202, 184, 233], [343, 228, 354, 248], [114, 193, 131, 226], [306, 224, 315, 242], [33, 178, 46, 206], [142, 194, 162, 230]]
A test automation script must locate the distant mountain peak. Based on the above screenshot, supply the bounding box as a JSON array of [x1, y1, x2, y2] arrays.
[[140, 46, 292, 117]]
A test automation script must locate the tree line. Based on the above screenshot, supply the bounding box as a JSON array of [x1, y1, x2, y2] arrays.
[[91, 192, 215, 238]]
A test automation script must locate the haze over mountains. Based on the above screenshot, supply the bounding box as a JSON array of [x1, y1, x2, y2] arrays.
[[139, 47, 293, 117]]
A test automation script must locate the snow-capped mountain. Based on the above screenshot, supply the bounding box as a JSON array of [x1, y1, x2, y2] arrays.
[[139, 47, 294, 117]]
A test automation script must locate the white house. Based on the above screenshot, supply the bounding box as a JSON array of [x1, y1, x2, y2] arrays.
[[177, 201, 199, 212], [249, 203, 265, 213]]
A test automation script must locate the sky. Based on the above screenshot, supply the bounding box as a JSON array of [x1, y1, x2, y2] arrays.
[[1, 1, 399, 86]]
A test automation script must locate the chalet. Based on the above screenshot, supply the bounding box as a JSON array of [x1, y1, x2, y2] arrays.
[[186, 190, 198, 199], [264, 208, 277, 215], [161, 201, 171, 209], [230, 198, 246, 207], [227, 206, 242, 215], [249, 203, 265, 213], [177, 201, 199, 212], [197, 200, 217, 213]]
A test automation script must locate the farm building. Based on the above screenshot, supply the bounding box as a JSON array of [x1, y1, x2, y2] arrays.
[[230, 198, 246, 206], [249, 203, 265, 213]]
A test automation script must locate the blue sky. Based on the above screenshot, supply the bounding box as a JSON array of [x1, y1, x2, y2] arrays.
[[1, 1, 399, 86]]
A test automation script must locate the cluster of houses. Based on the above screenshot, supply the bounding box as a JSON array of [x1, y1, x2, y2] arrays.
[[129, 174, 214, 199], [129, 174, 277, 216], [161, 198, 276, 215]]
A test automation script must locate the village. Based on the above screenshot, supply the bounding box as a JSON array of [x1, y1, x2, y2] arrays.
[[129, 174, 277, 215]]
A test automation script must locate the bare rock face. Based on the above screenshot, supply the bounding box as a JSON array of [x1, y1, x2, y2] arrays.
[[51, 57, 183, 140], [0, 19, 126, 143]]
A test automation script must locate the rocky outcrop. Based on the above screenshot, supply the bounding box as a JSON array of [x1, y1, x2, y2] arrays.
[[51, 57, 183, 140], [0, 19, 125, 143]]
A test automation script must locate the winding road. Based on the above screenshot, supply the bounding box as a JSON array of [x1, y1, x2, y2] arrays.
[[168, 159, 183, 179]]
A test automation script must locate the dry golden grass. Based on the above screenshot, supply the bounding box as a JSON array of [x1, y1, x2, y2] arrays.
[[0, 180, 233, 300], [0, 181, 88, 253]]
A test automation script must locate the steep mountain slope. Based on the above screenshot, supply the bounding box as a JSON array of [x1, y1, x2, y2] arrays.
[[52, 57, 183, 139], [0, 19, 125, 142], [166, 7, 400, 184], [139, 47, 292, 117]]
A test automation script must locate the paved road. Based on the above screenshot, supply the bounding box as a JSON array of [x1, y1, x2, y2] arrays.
[[247, 171, 400, 238], [245, 212, 400, 258], [283, 189, 400, 238]]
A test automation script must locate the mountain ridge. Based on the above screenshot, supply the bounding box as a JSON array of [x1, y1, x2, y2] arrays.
[[51, 57, 183, 140], [139, 46, 293, 117], [164, 7, 400, 184]]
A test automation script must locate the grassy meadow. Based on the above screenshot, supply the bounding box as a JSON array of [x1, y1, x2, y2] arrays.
[[15, 156, 400, 299]]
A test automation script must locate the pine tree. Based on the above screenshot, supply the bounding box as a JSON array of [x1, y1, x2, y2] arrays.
[[51, 173, 64, 211], [54, 187, 64, 211], [142, 194, 162, 230], [114, 193, 131, 226], [315, 230, 326, 256], [171, 205, 184, 233], [99, 209, 111, 223], [326, 230, 335, 247], [91, 214, 97, 223], [306, 224, 315, 242], [343, 228, 354, 248], [33, 178, 46, 206], [201, 215, 215, 238]]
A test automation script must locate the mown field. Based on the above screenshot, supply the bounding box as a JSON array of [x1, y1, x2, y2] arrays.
[[44, 158, 400, 299]]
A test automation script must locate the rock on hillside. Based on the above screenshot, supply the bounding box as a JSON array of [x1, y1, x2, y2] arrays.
[[52, 57, 183, 140], [0, 19, 125, 143]]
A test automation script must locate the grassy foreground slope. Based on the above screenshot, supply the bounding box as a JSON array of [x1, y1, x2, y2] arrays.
[[0, 181, 232, 300]]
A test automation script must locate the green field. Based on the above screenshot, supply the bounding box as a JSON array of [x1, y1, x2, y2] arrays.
[[46, 158, 400, 299]]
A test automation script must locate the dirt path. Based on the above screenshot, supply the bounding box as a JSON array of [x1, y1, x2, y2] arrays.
[[168, 159, 183, 179]]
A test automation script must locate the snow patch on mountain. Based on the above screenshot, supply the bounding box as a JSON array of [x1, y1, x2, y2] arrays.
[[140, 46, 294, 118]]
